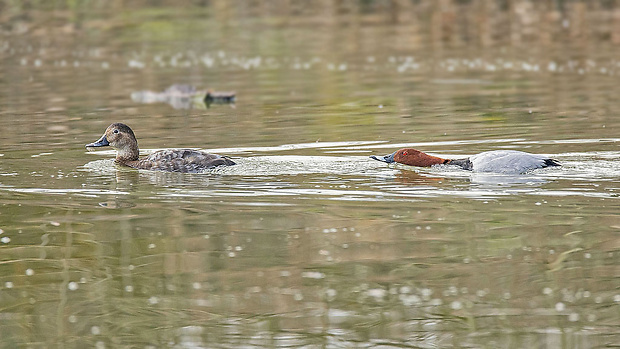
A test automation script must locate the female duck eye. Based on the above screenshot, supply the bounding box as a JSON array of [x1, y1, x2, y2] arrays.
[[113, 129, 119, 134]]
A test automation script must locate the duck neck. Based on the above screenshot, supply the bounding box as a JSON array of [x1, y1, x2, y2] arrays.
[[412, 153, 450, 167], [115, 147, 140, 163], [428, 155, 449, 167]]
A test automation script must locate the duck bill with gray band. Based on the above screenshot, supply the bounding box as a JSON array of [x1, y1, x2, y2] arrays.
[[369, 151, 396, 164], [86, 134, 110, 148]]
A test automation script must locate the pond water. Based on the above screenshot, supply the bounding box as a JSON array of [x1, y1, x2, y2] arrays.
[[1, 1, 619, 348]]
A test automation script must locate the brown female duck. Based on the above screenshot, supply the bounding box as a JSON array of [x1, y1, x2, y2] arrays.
[[85, 123, 235, 173]]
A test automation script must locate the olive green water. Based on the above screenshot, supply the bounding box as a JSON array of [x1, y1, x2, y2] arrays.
[[1, 1, 619, 348]]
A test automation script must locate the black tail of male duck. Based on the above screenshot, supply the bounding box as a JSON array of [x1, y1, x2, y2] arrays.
[[543, 158, 561, 167], [204, 90, 236, 107]]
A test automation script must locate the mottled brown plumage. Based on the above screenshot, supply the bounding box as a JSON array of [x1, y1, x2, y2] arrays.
[[86, 123, 235, 173]]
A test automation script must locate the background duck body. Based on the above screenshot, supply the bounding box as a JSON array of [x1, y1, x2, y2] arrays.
[[86, 123, 235, 173]]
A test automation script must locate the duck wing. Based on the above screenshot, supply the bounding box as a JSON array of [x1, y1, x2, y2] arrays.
[[469, 150, 559, 174], [139, 149, 235, 173]]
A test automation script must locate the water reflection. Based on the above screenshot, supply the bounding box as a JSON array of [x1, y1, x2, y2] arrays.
[[3, 191, 615, 348]]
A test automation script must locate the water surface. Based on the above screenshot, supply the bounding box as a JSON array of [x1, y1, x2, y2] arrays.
[[0, 2, 619, 348]]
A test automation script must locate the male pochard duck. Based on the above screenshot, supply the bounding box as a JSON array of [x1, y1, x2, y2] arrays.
[[85, 123, 235, 173], [371, 148, 560, 174]]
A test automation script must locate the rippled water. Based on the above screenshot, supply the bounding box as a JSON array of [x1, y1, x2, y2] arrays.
[[1, 1, 619, 348]]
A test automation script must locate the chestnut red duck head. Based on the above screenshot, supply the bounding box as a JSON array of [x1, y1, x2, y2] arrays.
[[370, 148, 450, 167]]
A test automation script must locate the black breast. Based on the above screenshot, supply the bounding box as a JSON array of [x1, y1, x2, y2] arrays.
[[447, 158, 473, 171]]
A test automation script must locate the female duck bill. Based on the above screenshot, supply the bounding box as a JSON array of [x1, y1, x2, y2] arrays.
[[86, 134, 110, 148]]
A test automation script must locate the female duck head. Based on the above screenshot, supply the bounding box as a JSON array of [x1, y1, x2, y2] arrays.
[[86, 123, 140, 162], [371, 148, 448, 167]]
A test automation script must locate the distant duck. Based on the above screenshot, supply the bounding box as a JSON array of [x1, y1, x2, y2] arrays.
[[371, 148, 560, 174], [131, 84, 236, 109], [85, 123, 235, 173]]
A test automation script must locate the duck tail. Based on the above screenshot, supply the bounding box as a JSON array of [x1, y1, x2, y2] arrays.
[[544, 158, 561, 167], [222, 156, 236, 166]]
